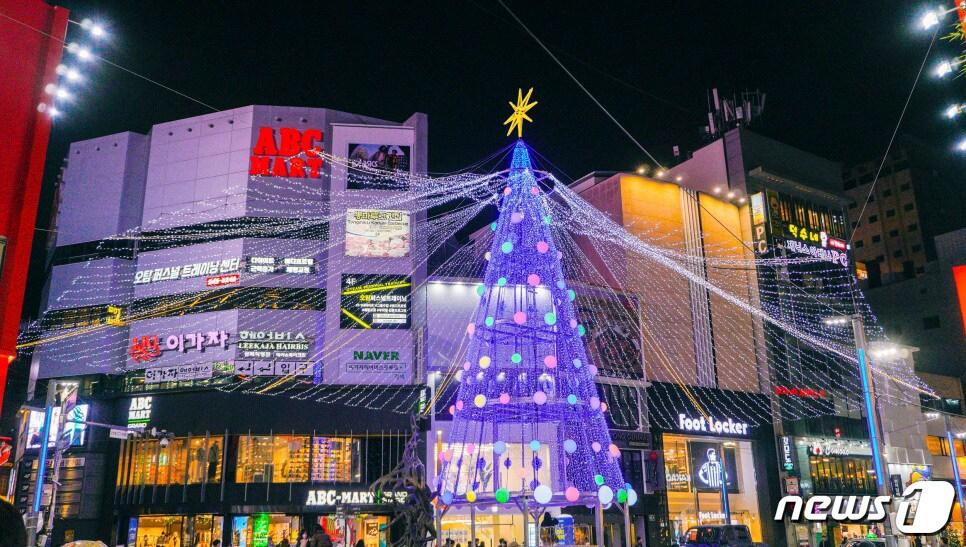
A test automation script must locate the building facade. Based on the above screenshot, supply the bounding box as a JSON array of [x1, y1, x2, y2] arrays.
[[13, 105, 429, 546]]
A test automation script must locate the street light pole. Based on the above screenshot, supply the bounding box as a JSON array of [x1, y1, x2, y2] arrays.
[[847, 315, 895, 546]]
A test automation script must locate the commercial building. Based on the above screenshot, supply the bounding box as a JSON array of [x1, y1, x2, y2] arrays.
[[14, 105, 429, 546], [843, 140, 966, 287], [0, 0, 69, 476], [661, 127, 932, 547]]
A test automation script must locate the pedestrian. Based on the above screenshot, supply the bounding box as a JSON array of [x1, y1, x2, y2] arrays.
[[509, 540, 520, 547], [318, 529, 333, 547], [211, 541, 221, 547], [356, 539, 365, 547], [299, 532, 310, 547], [267, 535, 275, 547], [0, 498, 27, 547], [280, 536, 291, 547], [635, 538, 643, 547]]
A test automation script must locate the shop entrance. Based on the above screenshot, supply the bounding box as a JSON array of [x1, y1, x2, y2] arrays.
[[131, 514, 224, 547], [314, 514, 389, 547]]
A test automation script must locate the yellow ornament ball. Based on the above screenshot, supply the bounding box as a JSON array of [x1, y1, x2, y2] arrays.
[[479, 356, 491, 369], [474, 394, 487, 408], [467, 490, 477, 503]]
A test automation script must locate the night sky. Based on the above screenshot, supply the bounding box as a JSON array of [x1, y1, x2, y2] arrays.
[[45, 0, 966, 181]]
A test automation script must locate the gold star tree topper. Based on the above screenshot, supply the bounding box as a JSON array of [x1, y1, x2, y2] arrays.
[[503, 87, 538, 138]]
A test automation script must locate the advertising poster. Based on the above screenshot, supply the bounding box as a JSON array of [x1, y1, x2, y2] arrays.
[[573, 293, 643, 379], [345, 209, 411, 258], [340, 274, 411, 329], [346, 143, 411, 190], [688, 441, 739, 492], [26, 405, 89, 448]]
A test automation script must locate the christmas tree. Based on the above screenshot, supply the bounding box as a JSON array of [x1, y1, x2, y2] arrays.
[[437, 140, 633, 508]]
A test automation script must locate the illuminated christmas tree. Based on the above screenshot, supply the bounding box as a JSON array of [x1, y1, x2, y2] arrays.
[[437, 138, 633, 508]]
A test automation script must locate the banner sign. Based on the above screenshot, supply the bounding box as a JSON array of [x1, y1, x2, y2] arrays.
[[144, 363, 214, 384], [237, 331, 312, 360], [345, 209, 411, 258], [129, 330, 230, 362], [249, 127, 324, 179], [340, 274, 411, 329], [246, 256, 316, 274], [134, 258, 241, 285], [346, 143, 411, 190], [339, 348, 409, 382], [234, 361, 314, 376]]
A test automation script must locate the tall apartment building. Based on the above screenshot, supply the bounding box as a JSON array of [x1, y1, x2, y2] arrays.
[[843, 139, 966, 287], [12, 105, 429, 546]]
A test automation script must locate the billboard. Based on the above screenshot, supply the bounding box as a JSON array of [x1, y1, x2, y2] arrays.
[[346, 143, 411, 190], [573, 292, 643, 379], [26, 405, 89, 448], [337, 347, 411, 384], [345, 209, 410, 258], [687, 441, 739, 492], [340, 274, 412, 329]]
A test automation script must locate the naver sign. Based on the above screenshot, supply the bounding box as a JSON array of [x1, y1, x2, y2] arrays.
[[774, 481, 955, 535]]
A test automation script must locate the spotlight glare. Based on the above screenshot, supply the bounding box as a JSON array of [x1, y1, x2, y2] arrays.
[[712, 186, 722, 194], [726, 191, 735, 199], [55, 64, 67, 75], [44, 83, 57, 95], [957, 138, 966, 152], [55, 88, 71, 100], [65, 68, 81, 82], [91, 25, 106, 38], [655, 170, 665, 178], [635, 165, 647, 175], [48, 107, 61, 118], [80, 18, 93, 30], [946, 104, 961, 119], [920, 9, 941, 30], [65, 42, 78, 53], [76, 47, 93, 61], [935, 60, 954, 78]]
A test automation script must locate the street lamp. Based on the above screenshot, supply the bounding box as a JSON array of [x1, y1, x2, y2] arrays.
[[946, 104, 964, 119], [935, 58, 960, 78], [919, 5, 957, 30], [823, 314, 895, 546]]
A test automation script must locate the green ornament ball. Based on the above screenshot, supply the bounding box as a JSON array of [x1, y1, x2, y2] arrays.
[[495, 488, 510, 503]]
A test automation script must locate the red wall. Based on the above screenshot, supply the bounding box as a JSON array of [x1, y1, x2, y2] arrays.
[[0, 0, 69, 412]]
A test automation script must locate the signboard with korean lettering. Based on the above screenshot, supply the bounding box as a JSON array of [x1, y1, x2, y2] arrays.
[[345, 209, 410, 258], [129, 330, 230, 363], [245, 256, 316, 274], [337, 347, 411, 384], [144, 363, 215, 384], [340, 274, 411, 329], [134, 258, 240, 285]]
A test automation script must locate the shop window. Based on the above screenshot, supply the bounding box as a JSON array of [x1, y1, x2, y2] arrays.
[[119, 436, 222, 487], [313, 436, 361, 483], [885, 209, 895, 218], [135, 515, 185, 547], [236, 435, 311, 483], [232, 514, 302, 547], [868, 215, 878, 223], [439, 441, 551, 495], [925, 435, 964, 456], [872, 235, 881, 243]]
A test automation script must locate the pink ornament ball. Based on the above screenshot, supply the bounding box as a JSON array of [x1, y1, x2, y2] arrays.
[[588, 365, 598, 376], [467, 443, 476, 454], [513, 311, 527, 325], [600, 402, 608, 413], [589, 397, 600, 409], [503, 187, 512, 195], [591, 441, 602, 453], [533, 391, 548, 405], [557, 251, 563, 259], [531, 186, 540, 195], [511, 212, 525, 224], [536, 241, 550, 253], [456, 400, 465, 410], [527, 274, 541, 286], [499, 392, 511, 404], [565, 486, 580, 502], [569, 319, 578, 328], [466, 323, 476, 335], [448, 405, 456, 415], [544, 355, 558, 368], [462, 361, 471, 371], [608, 444, 621, 457]]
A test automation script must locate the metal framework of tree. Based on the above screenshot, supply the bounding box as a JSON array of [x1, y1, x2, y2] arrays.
[[436, 141, 636, 509]]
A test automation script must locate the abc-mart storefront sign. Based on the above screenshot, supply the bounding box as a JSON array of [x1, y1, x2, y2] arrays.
[[677, 413, 750, 436]]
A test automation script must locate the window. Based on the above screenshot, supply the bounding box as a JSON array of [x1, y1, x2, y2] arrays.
[[886, 209, 896, 218], [868, 215, 878, 223], [904, 203, 915, 211], [926, 435, 964, 456], [889, 229, 899, 237], [900, 183, 911, 191], [851, 221, 859, 229], [882, 189, 892, 197], [848, 202, 858, 209], [923, 316, 941, 330], [912, 244, 922, 252], [312, 436, 361, 482], [855, 240, 864, 248], [118, 436, 223, 486], [893, 250, 904, 258], [236, 435, 311, 483], [872, 235, 881, 243], [908, 223, 918, 232], [876, 255, 885, 263]]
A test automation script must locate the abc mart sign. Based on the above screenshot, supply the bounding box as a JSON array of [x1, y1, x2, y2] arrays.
[[678, 413, 750, 436], [774, 481, 954, 535], [305, 489, 406, 506]]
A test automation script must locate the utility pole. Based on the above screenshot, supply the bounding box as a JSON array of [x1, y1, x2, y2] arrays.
[[847, 315, 895, 547]]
